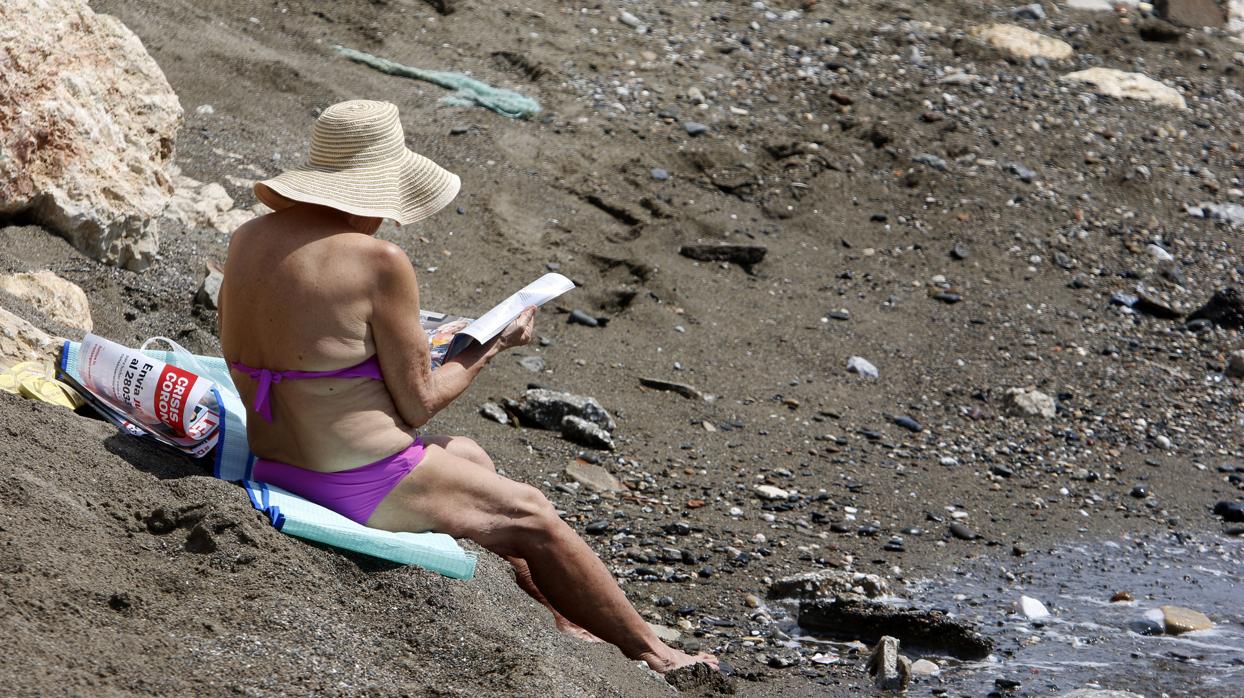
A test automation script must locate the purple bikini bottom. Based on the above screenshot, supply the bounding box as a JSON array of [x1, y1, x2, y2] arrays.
[[252, 437, 426, 525]]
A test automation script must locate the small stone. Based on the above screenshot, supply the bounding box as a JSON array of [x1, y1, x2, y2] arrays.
[[972, 23, 1073, 60], [847, 356, 879, 378], [478, 402, 509, 425], [745, 593, 761, 608], [1012, 3, 1046, 20], [518, 355, 546, 372], [1061, 68, 1186, 110], [1130, 485, 1149, 498], [585, 520, 610, 534], [1212, 500, 1244, 522], [560, 415, 615, 450], [866, 636, 910, 691], [565, 461, 622, 492], [683, 121, 708, 136], [1160, 605, 1212, 634], [913, 153, 948, 171], [893, 415, 923, 432], [1007, 162, 1037, 183], [638, 377, 703, 400], [949, 523, 979, 540], [650, 168, 669, 181], [934, 292, 962, 304], [1020, 595, 1050, 620], [648, 622, 681, 643], [1128, 618, 1165, 636], [909, 658, 940, 676], [1004, 387, 1057, 419], [827, 309, 850, 321], [1110, 591, 1134, 603], [755, 484, 790, 500], [950, 243, 970, 260], [567, 309, 600, 327]]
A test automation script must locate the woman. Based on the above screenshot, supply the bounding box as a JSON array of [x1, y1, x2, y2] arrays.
[[219, 100, 715, 673]]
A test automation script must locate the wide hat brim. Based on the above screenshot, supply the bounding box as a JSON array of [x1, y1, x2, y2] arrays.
[[254, 148, 460, 226]]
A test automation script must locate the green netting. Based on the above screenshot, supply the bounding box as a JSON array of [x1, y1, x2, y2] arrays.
[[334, 45, 540, 119]]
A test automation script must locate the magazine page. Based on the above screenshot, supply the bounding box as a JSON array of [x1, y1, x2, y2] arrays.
[[444, 273, 575, 360], [77, 334, 221, 444], [419, 310, 476, 369]]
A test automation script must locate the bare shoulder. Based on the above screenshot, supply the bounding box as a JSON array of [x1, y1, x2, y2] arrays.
[[366, 238, 418, 288]]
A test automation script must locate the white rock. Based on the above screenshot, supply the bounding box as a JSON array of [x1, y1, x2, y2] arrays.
[[972, 24, 1074, 61], [755, 484, 791, 500], [1061, 68, 1187, 109], [1147, 244, 1174, 262], [0, 0, 182, 269], [194, 262, 224, 310], [195, 104, 215, 116], [909, 658, 940, 676], [164, 170, 260, 235], [847, 356, 879, 378], [0, 307, 60, 367], [1004, 387, 1057, 419], [0, 271, 93, 333], [1020, 594, 1051, 619]]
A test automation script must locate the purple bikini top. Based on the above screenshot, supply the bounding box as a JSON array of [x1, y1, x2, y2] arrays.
[[229, 355, 384, 422]]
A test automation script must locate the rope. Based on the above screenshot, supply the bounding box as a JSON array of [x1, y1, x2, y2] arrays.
[[333, 45, 541, 119]]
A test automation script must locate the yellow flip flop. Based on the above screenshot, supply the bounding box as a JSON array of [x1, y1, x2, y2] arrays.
[[0, 361, 52, 395], [16, 375, 85, 410]]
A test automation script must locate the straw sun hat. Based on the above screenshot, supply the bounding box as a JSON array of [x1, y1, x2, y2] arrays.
[[254, 100, 460, 225]]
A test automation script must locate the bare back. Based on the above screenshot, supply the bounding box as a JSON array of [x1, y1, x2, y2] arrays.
[[219, 205, 415, 471]]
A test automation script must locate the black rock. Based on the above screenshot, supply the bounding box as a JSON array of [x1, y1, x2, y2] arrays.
[[893, 415, 923, 432], [827, 309, 851, 321], [995, 677, 1022, 690], [663, 522, 693, 536], [990, 465, 1014, 478], [1138, 18, 1183, 42], [830, 523, 854, 534], [950, 243, 970, 260], [949, 523, 979, 541], [585, 520, 610, 534], [1129, 618, 1165, 636], [1188, 288, 1244, 329], [1131, 485, 1149, 499], [1213, 500, 1244, 522], [798, 597, 994, 660], [654, 595, 674, 607], [679, 243, 767, 266], [684, 121, 709, 136], [934, 292, 962, 304], [883, 537, 905, 552]]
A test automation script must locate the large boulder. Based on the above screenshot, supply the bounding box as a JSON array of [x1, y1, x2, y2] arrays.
[[0, 307, 60, 367], [0, 0, 182, 270]]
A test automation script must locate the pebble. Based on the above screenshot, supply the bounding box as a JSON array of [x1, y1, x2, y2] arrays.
[[567, 309, 600, 327], [949, 523, 979, 541], [827, 309, 850, 321], [585, 520, 610, 534], [683, 121, 708, 136], [755, 484, 791, 500], [909, 658, 940, 676], [478, 402, 509, 425], [1160, 605, 1213, 634], [1012, 3, 1046, 20], [1212, 500, 1244, 522], [847, 356, 879, 378], [1110, 591, 1134, 603], [1019, 595, 1050, 620], [1130, 484, 1148, 499], [518, 355, 546, 372], [950, 243, 970, 260], [892, 415, 923, 432], [650, 167, 669, 181], [933, 292, 962, 304]]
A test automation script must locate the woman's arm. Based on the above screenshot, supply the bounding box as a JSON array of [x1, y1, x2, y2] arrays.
[[368, 241, 533, 428]]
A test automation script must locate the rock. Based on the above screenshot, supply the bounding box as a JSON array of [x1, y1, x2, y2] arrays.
[[893, 415, 923, 432], [866, 636, 910, 691], [509, 388, 616, 432], [650, 168, 669, 181], [517, 355, 546, 373], [909, 658, 940, 676], [567, 309, 601, 327], [194, 262, 224, 310], [684, 121, 709, 136], [1213, 500, 1244, 522], [1160, 605, 1212, 634], [799, 598, 994, 660], [755, 484, 790, 500], [583, 520, 609, 534], [1155, 0, 1225, 27], [647, 622, 681, 643], [913, 153, 948, 171], [564, 461, 622, 493], [1137, 18, 1185, 42], [1060, 68, 1187, 109], [164, 170, 259, 235], [1111, 591, 1134, 602], [478, 401, 509, 425], [1007, 162, 1038, 183], [1187, 202, 1244, 227], [0, 271, 93, 332], [1012, 3, 1047, 20], [847, 356, 878, 378], [679, 244, 767, 266], [971, 24, 1074, 61], [933, 292, 962, 304], [560, 415, 615, 450], [767, 570, 889, 600], [664, 661, 735, 694], [0, 0, 182, 269], [1004, 387, 1057, 419], [949, 523, 980, 541], [638, 377, 703, 400], [1020, 595, 1050, 620], [951, 243, 970, 260], [1187, 288, 1244, 329], [0, 307, 60, 366], [1129, 617, 1165, 636], [1060, 690, 1146, 698]]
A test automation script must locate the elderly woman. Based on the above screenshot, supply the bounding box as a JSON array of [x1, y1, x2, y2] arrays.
[[219, 100, 714, 673]]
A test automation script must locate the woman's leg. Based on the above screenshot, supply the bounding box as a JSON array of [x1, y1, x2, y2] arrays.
[[419, 436, 600, 641], [367, 441, 716, 672]]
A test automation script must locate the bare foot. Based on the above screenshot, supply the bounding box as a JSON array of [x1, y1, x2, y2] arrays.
[[555, 617, 605, 643], [636, 647, 720, 674]]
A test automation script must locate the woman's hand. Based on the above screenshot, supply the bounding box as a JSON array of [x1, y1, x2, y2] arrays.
[[497, 306, 536, 351]]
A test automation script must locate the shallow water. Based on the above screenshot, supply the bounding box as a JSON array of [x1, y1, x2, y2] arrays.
[[793, 532, 1243, 696]]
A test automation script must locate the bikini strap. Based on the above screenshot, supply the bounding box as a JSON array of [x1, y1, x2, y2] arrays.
[[228, 362, 283, 422]]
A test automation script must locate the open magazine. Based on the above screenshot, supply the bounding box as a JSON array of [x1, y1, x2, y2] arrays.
[[421, 272, 575, 368], [60, 334, 222, 458]]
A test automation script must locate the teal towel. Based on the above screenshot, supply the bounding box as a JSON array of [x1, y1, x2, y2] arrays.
[[60, 339, 477, 579]]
